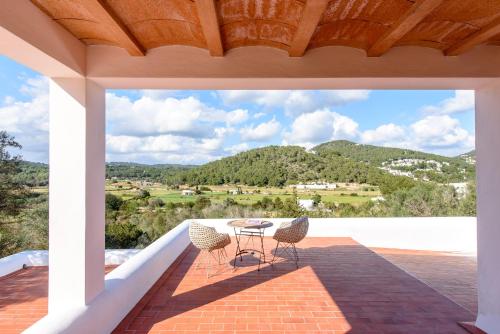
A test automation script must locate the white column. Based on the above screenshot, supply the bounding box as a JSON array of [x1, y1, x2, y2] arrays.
[[475, 81, 500, 333], [49, 78, 105, 312]]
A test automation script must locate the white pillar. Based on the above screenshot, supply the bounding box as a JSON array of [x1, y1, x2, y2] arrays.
[[475, 81, 500, 333], [49, 78, 105, 312]]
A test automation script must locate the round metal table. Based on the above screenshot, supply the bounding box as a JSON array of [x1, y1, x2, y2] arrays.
[[227, 220, 273, 271]]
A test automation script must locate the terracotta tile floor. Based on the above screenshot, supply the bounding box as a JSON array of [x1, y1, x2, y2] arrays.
[[113, 237, 474, 334], [371, 248, 478, 315], [0, 266, 116, 334], [0, 239, 477, 334]]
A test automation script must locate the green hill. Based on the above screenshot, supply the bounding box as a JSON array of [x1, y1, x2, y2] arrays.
[[165, 145, 416, 194], [313, 140, 454, 165], [15, 162, 195, 186], [16, 140, 475, 193], [313, 140, 475, 183]]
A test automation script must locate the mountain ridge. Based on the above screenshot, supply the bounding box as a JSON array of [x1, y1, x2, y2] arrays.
[[17, 140, 475, 188]]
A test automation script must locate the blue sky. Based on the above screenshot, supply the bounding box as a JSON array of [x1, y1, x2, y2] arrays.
[[0, 55, 475, 164]]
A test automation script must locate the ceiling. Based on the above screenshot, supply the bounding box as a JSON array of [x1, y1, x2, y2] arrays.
[[31, 0, 500, 57]]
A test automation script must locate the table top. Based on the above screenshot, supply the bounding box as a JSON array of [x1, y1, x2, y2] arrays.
[[227, 219, 273, 229]]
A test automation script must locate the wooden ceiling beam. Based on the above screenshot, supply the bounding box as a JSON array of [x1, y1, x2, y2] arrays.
[[289, 0, 330, 57], [82, 0, 145, 56], [445, 15, 500, 56], [367, 0, 444, 57], [195, 0, 224, 57]]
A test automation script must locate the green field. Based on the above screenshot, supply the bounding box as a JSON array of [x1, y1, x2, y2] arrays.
[[104, 182, 380, 206]]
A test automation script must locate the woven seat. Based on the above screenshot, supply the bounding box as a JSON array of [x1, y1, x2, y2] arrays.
[[271, 216, 309, 268], [189, 222, 231, 277]]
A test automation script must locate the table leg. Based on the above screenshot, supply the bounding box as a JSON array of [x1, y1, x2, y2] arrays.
[[233, 227, 243, 268]]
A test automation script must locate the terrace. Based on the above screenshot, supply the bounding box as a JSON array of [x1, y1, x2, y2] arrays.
[[1, 1, 500, 333], [1, 218, 478, 333]]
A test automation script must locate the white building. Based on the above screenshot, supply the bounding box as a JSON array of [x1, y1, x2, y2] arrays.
[[298, 199, 315, 211], [293, 182, 337, 190], [181, 190, 195, 196]]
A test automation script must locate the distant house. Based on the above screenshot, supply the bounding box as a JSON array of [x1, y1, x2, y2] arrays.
[[292, 182, 337, 190], [229, 188, 242, 195], [181, 189, 195, 196], [448, 182, 468, 198], [371, 196, 385, 202], [298, 199, 315, 211]]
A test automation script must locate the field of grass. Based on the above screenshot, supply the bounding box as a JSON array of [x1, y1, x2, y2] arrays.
[[32, 181, 380, 206], [105, 182, 381, 206]]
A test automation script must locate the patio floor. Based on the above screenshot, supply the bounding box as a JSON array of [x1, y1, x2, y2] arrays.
[[0, 237, 477, 334], [0, 266, 116, 334], [113, 237, 474, 334]]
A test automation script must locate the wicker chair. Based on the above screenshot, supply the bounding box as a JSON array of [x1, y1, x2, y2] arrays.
[[189, 222, 231, 277], [271, 216, 309, 268]]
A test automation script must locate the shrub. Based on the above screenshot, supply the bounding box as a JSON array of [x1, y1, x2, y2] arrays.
[[223, 198, 237, 207], [312, 194, 322, 205], [105, 222, 143, 248], [105, 193, 123, 211], [136, 189, 150, 199], [148, 198, 165, 208]]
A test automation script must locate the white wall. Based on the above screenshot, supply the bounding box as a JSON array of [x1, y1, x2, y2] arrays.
[[24, 220, 191, 334], [475, 83, 500, 334], [198, 217, 477, 253], [0, 249, 141, 278]]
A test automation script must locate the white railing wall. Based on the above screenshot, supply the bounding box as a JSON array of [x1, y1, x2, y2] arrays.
[[20, 217, 476, 334], [0, 249, 142, 278], [23, 220, 191, 334], [198, 217, 477, 254]]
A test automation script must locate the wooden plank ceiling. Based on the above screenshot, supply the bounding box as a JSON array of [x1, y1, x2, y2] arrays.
[[31, 0, 500, 57]]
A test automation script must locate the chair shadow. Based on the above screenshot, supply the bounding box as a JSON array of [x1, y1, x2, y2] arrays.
[[116, 241, 475, 334]]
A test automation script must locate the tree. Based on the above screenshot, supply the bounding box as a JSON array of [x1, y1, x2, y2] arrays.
[[280, 198, 304, 217], [136, 189, 150, 199], [0, 131, 25, 218], [105, 222, 143, 248], [105, 193, 124, 211], [312, 194, 322, 206]]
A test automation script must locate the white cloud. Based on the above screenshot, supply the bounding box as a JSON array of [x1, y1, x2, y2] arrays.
[[360, 116, 474, 156], [410, 115, 474, 149], [360, 123, 405, 145], [253, 112, 266, 119], [323, 90, 371, 105], [282, 109, 359, 148], [218, 90, 370, 117], [106, 94, 242, 138], [218, 90, 290, 107], [0, 76, 49, 162], [105, 130, 228, 164], [240, 118, 281, 142], [138, 89, 178, 100], [224, 109, 249, 125], [225, 143, 250, 155], [103, 92, 243, 163], [421, 90, 474, 115]]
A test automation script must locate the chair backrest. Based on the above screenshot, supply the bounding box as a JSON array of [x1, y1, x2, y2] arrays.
[[189, 222, 217, 250], [276, 216, 309, 244], [290, 216, 309, 243]]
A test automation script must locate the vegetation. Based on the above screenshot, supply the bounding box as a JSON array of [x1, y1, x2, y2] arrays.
[[0, 132, 477, 257], [314, 140, 475, 183], [164, 145, 419, 195], [0, 132, 47, 257]]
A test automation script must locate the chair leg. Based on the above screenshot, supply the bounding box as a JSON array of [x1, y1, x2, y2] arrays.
[[196, 249, 207, 270], [202, 250, 211, 278], [271, 240, 280, 265], [292, 243, 299, 268]]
